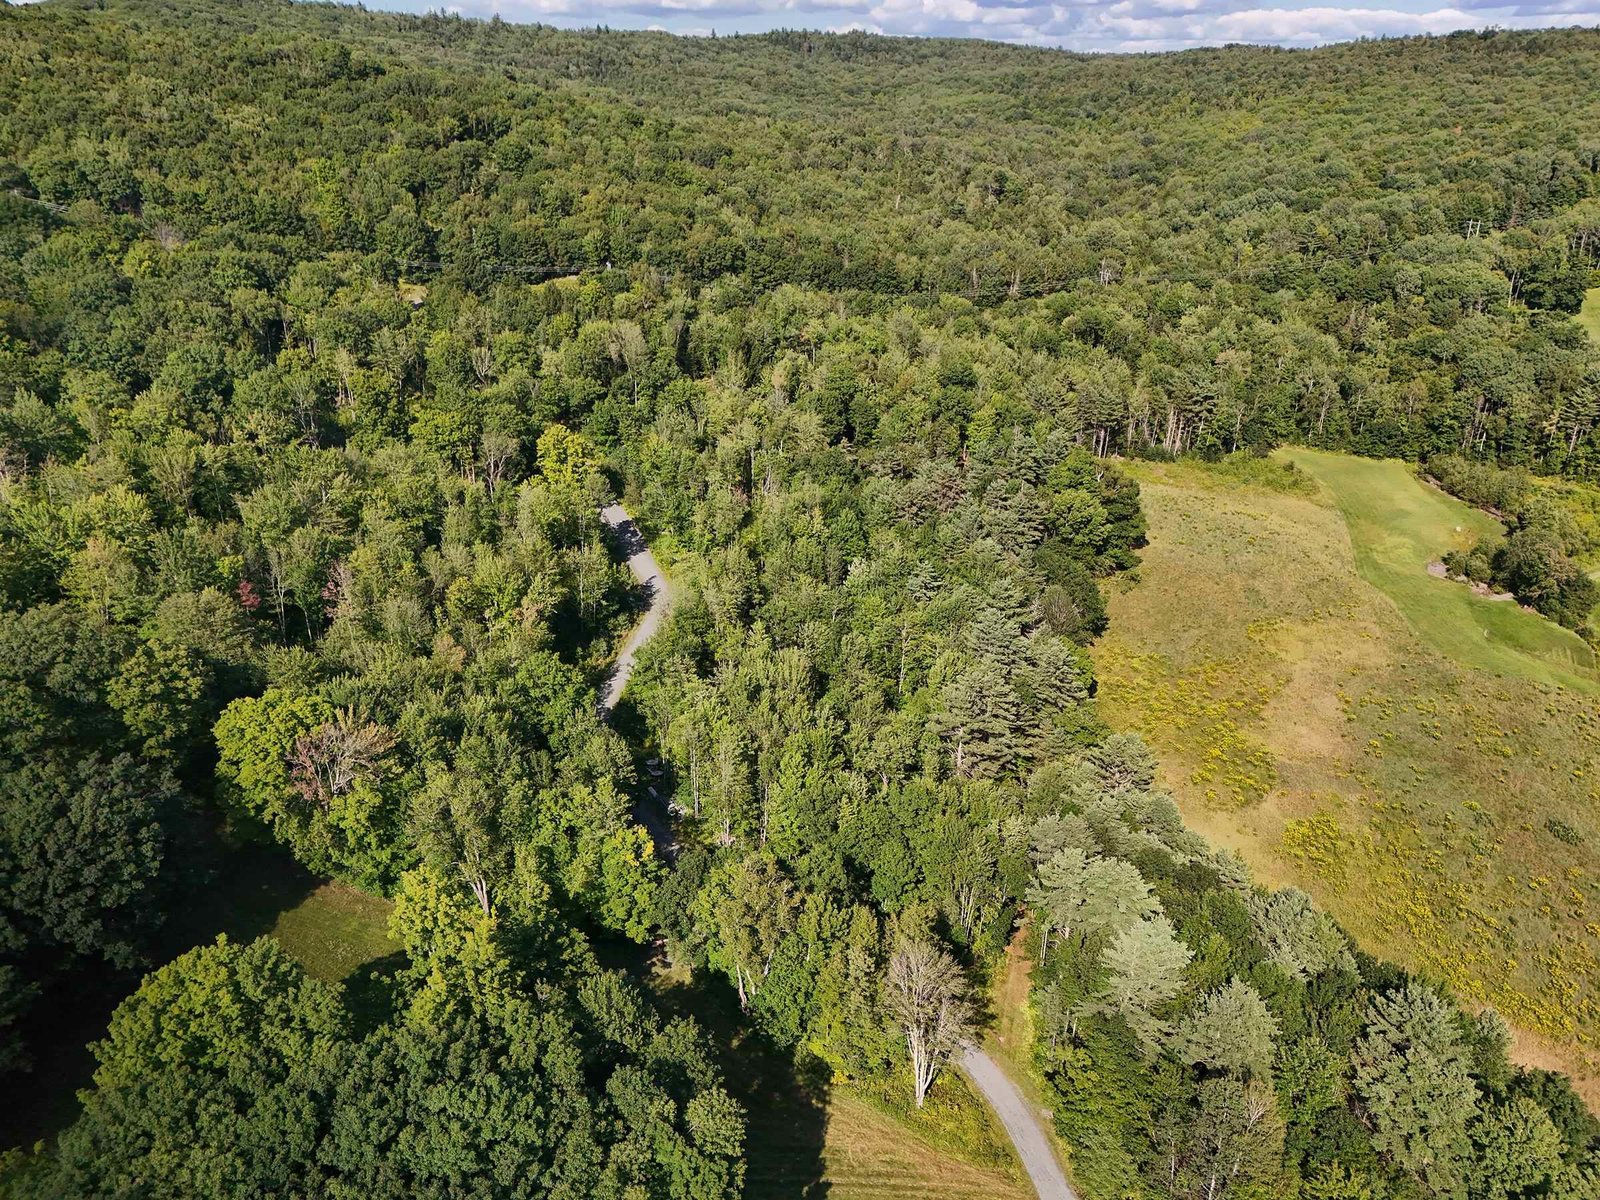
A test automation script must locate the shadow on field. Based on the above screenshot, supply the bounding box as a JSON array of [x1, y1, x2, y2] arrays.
[[2, 833, 319, 1152], [163, 836, 321, 951], [595, 936, 831, 1199]]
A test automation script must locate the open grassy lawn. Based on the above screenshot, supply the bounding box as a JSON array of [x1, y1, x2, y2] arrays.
[[815, 1089, 1030, 1200], [268, 881, 399, 982], [1287, 449, 1597, 686], [1094, 451, 1600, 1101], [158, 840, 399, 984], [6, 843, 399, 1151], [1580, 286, 1600, 345]]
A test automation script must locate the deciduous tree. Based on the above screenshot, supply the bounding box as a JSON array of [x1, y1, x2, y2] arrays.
[[883, 938, 975, 1107]]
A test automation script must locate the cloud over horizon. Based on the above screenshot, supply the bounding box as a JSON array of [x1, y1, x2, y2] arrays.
[[408, 0, 1600, 51], [12, 0, 1592, 50]]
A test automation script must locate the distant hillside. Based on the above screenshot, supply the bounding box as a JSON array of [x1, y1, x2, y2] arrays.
[[5, 2, 1599, 472]]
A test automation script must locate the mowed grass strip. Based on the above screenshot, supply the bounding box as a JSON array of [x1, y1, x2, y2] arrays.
[[1279, 448, 1598, 687], [1095, 453, 1600, 1103], [745, 1089, 1031, 1200], [270, 881, 399, 983], [984, 923, 1078, 1191], [1580, 286, 1600, 346]]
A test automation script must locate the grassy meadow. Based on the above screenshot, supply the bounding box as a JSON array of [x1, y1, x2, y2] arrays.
[[1304, 450, 1597, 685], [6, 848, 402, 1150], [269, 882, 400, 982], [1094, 450, 1600, 1099], [1580, 287, 1600, 345]]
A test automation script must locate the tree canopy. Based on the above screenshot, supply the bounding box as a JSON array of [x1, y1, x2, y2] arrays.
[[2, 1, 1598, 1194]]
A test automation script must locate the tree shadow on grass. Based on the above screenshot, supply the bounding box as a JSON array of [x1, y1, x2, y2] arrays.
[[341, 950, 410, 1036], [162, 835, 320, 953], [740, 1050, 833, 1200], [594, 935, 830, 1199], [2, 832, 318, 1152]]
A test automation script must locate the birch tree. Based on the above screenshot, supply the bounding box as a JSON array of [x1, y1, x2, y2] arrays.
[[884, 938, 975, 1107], [693, 853, 798, 1011]]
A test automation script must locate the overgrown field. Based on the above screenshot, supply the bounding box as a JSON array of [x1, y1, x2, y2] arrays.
[[1094, 450, 1600, 1098]]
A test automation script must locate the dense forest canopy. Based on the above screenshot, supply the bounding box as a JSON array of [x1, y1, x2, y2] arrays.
[[6, 2, 1600, 466], [3, 2, 1600, 1197]]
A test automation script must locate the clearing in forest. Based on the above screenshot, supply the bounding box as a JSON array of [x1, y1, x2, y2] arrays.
[[1580, 287, 1600, 346], [268, 882, 400, 983], [1093, 450, 1600, 1102]]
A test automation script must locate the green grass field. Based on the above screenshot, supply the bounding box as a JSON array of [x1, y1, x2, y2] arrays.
[[745, 1083, 1030, 1200], [7, 845, 401, 1151], [269, 882, 399, 982], [160, 841, 400, 983], [1095, 451, 1600, 1100], [1283, 449, 1598, 688], [1580, 287, 1600, 345]]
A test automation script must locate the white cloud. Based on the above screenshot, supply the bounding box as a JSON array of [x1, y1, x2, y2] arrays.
[[364, 0, 1599, 50]]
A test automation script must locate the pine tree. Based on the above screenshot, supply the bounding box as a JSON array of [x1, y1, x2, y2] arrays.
[[1351, 982, 1480, 1195], [1468, 1097, 1563, 1200], [1027, 847, 1158, 963], [1097, 914, 1193, 1050], [1173, 979, 1279, 1079], [1248, 887, 1357, 981]]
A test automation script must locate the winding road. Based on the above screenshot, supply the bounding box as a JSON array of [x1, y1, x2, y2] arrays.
[[597, 502, 671, 715], [959, 1045, 1078, 1200], [597, 504, 1073, 1200]]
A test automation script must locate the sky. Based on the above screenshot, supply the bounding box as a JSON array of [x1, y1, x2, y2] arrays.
[[379, 0, 1600, 52], [13, 0, 1596, 54]]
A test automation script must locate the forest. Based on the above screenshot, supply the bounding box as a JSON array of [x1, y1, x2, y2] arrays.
[[2, 0, 1600, 1197]]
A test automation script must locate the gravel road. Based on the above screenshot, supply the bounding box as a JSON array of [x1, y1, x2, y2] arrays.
[[597, 503, 671, 714], [596, 505, 1074, 1200], [959, 1044, 1078, 1200]]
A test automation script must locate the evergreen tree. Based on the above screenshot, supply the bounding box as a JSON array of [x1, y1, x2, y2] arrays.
[[1027, 846, 1158, 963], [1097, 914, 1193, 1050], [1351, 982, 1480, 1195], [1173, 979, 1279, 1080]]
